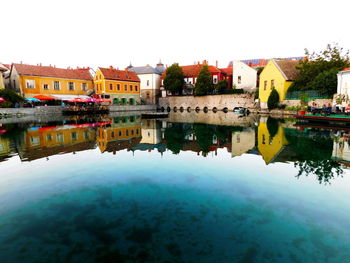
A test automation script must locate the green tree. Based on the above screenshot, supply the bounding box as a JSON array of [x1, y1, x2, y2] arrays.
[[289, 44, 350, 96], [215, 79, 228, 94], [164, 124, 186, 154], [163, 63, 185, 95], [195, 65, 213, 96], [0, 89, 24, 107], [267, 89, 279, 110]]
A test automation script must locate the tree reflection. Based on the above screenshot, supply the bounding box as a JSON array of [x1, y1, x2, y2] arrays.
[[285, 129, 344, 184], [163, 123, 187, 154], [294, 160, 343, 184]]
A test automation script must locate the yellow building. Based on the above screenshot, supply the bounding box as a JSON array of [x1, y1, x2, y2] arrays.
[[0, 136, 11, 160], [0, 64, 9, 90], [94, 66, 140, 105], [259, 59, 300, 109], [20, 125, 96, 161], [257, 119, 288, 164], [97, 116, 142, 154], [9, 63, 93, 98]]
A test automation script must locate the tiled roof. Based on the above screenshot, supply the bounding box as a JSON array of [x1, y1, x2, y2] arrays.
[[220, 67, 233, 75], [14, 64, 92, 80], [129, 65, 162, 75], [341, 67, 350, 72], [99, 67, 140, 82], [181, 64, 222, 77], [274, 59, 300, 80]]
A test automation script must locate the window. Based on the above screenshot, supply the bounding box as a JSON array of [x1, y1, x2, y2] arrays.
[[71, 132, 78, 141], [109, 83, 113, 91], [238, 76, 242, 84], [147, 80, 150, 86], [213, 75, 218, 84], [26, 79, 35, 89], [47, 134, 52, 141], [84, 131, 89, 140], [119, 131, 122, 136], [82, 83, 87, 91], [117, 84, 120, 91], [271, 80, 275, 90], [30, 136, 40, 146], [111, 131, 115, 138], [56, 133, 64, 143], [126, 130, 129, 136], [43, 84, 49, 90], [130, 85, 133, 91], [135, 85, 138, 91], [54, 81, 60, 90], [124, 84, 127, 91], [68, 82, 74, 91], [264, 81, 267, 91]]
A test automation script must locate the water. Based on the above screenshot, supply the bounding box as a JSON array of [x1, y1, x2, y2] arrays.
[[0, 112, 350, 263]]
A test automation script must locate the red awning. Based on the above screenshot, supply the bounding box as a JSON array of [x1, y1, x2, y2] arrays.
[[33, 95, 55, 100], [0, 97, 6, 102]]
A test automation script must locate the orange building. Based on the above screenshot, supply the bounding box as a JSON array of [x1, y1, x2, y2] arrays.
[[9, 63, 93, 98], [94, 66, 140, 105]]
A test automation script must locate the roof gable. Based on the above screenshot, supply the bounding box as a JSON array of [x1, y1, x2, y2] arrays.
[[13, 64, 92, 80], [272, 59, 300, 81]]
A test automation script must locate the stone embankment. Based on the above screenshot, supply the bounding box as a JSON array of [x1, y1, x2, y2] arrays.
[[158, 94, 256, 112], [0, 105, 157, 119]]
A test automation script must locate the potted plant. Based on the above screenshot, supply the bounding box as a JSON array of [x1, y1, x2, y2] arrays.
[[299, 93, 309, 115]]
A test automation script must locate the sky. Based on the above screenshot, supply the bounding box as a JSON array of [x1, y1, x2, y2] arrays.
[[1, 0, 349, 69]]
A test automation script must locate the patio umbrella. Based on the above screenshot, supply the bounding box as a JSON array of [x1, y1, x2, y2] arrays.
[[26, 98, 41, 102], [0, 97, 5, 102], [33, 95, 55, 100], [68, 98, 88, 103]]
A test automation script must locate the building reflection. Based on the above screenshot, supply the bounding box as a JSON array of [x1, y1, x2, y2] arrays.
[[97, 116, 142, 154], [19, 125, 97, 161], [231, 127, 255, 157]]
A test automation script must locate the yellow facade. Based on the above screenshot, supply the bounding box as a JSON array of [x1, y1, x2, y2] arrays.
[[0, 73, 5, 90], [94, 68, 140, 104], [19, 75, 93, 98], [97, 122, 141, 153], [259, 60, 293, 103], [0, 136, 11, 157], [257, 121, 288, 164], [25, 126, 96, 150]]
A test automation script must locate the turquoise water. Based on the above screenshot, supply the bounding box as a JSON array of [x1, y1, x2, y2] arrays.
[[0, 115, 350, 262]]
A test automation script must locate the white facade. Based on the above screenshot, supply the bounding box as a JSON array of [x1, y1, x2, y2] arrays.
[[232, 60, 257, 92], [337, 70, 350, 97], [138, 73, 161, 91], [231, 128, 255, 157]]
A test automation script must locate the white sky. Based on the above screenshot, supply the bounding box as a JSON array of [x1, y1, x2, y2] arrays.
[[1, 0, 349, 69]]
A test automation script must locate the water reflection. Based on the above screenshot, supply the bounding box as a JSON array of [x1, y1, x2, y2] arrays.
[[0, 114, 349, 183], [1, 114, 350, 262]]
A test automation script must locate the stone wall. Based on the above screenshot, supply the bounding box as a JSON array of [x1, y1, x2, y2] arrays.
[[109, 104, 157, 112], [158, 94, 255, 111], [0, 106, 63, 117]]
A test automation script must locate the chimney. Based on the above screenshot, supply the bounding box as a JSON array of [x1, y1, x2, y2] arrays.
[[109, 65, 113, 70], [216, 60, 218, 67], [202, 60, 207, 65]]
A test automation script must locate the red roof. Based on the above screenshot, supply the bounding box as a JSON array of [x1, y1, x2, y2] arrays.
[[342, 67, 350, 72], [99, 67, 140, 82], [13, 63, 92, 80], [220, 67, 233, 75], [161, 63, 225, 79]]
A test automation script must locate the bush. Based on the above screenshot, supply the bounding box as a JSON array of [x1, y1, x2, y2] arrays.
[[0, 89, 24, 104], [223, 88, 244, 94], [267, 89, 280, 110]]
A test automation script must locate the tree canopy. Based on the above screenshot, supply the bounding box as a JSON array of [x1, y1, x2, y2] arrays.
[[163, 63, 184, 95], [289, 44, 350, 96], [195, 65, 213, 96], [267, 88, 279, 110]]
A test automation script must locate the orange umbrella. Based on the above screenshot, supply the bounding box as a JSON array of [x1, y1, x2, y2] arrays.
[[33, 95, 55, 100]]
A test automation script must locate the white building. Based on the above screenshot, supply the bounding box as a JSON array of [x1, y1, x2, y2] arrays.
[[232, 60, 257, 92], [337, 68, 350, 98], [129, 63, 165, 104], [231, 128, 256, 157]]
